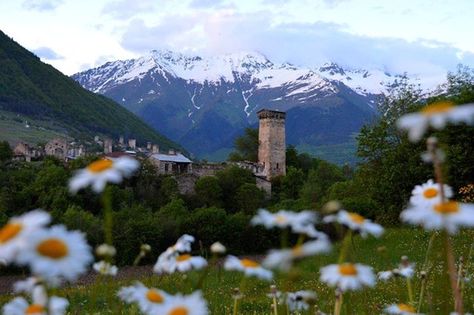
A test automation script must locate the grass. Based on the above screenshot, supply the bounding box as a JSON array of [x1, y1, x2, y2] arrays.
[[0, 110, 69, 145], [1, 228, 472, 314]]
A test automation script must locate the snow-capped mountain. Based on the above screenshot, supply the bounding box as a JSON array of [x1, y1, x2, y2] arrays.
[[72, 50, 437, 159]]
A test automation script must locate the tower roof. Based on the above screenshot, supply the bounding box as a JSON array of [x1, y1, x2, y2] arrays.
[[257, 109, 286, 120]]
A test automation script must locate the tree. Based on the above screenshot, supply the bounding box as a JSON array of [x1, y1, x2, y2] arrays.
[[195, 176, 223, 207], [300, 160, 345, 209], [353, 66, 474, 222], [228, 128, 259, 162], [216, 166, 255, 212], [0, 141, 12, 162], [235, 183, 264, 214], [280, 166, 305, 200]]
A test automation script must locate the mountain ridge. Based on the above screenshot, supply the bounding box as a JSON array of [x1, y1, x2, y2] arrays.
[[72, 49, 444, 160]]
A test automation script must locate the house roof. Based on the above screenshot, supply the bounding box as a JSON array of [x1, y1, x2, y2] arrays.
[[151, 153, 192, 163]]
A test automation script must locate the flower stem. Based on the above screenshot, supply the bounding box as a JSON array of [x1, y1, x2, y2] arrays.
[[334, 291, 343, 315], [101, 186, 113, 248], [406, 278, 414, 305], [232, 298, 239, 315], [428, 138, 464, 314], [338, 231, 352, 264]]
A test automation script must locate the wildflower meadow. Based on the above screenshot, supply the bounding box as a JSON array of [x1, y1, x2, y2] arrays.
[[0, 99, 473, 315]]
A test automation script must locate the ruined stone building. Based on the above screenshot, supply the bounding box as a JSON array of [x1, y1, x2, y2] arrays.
[[45, 138, 69, 160]]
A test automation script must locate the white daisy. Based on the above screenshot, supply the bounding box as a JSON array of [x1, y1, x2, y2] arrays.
[[320, 263, 375, 291], [224, 255, 273, 280], [93, 260, 118, 276], [286, 290, 317, 312], [397, 101, 474, 142], [15, 225, 93, 283], [251, 209, 316, 233], [0, 210, 50, 263], [160, 291, 208, 315], [385, 303, 421, 314], [118, 282, 170, 314], [291, 223, 328, 239], [171, 234, 195, 253], [410, 179, 453, 206], [378, 270, 394, 281], [263, 238, 331, 271], [154, 254, 207, 274], [323, 210, 384, 238], [401, 201, 474, 234], [69, 156, 139, 194], [2, 296, 69, 315]]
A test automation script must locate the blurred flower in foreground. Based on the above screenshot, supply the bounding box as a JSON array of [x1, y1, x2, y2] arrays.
[[401, 200, 474, 234], [323, 210, 384, 238], [396, 101, 474, 142], [251, 209, 316, 232], [0, 210, 50, 263], [224, 255, 273, 280], [384, 303, 420, 314], [410, 179, 453, 206], [160, 291, 208, 315], [118, 282, 170, 314], [154, 254, 207, 274], [93, 260, 118, 276], [263, 238, 331, 271], [286, 290, 317, 312], [320, 263, 375, 291], [2, 296, 69, 315], [378, 256, 415, 281], [69, 156, 139, 194], [16, 225, 93, 283], [153, 234, 207, 274]]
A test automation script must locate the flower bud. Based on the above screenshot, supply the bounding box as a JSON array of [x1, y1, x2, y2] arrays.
[[96, 244, 116, 257], [140, 244, 151, 253], [322, 200, 342, 214], [210, 242, 226, 254]]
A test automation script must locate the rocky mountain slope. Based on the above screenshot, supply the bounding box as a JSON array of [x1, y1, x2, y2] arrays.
[[73, 50, 435, 159]]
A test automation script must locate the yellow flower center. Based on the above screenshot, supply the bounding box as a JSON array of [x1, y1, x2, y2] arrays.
[[348, 212, 365, 224], [176, 254, 191, 262], [292, 245, 303, 256], [241, 258, 259, 268], [37, 238, 69, 259], [423, 187, 438, 199], [0, 223, 22, 244], [275, 215, 287, 224], [397, 303, 415, 312], [169, 306, 189, 315], [434, 201, 459, 214], [420, 101, 454, 116], [25, 304, 45, 314], [87, 159, 113, 173], [339, 263, 358, 276], [146, 289, 164, 303]]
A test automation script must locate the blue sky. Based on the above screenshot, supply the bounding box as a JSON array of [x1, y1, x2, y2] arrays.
[[1, 0, 473, 76]]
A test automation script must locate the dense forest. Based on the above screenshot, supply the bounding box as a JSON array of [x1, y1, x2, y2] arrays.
[[1, 67, 473, 267]]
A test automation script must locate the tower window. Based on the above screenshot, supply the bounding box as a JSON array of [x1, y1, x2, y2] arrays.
[[276, 163, 279, 169]]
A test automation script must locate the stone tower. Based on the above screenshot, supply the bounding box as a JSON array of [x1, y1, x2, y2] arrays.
[[257, 109, 286, 180]]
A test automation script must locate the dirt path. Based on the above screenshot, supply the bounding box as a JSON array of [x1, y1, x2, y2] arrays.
[[0, 265, 154, 295]]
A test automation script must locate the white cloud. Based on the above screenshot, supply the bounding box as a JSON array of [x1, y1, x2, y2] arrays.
[[101, 0, 156, 19], [118, 10, 474, 77], [22, 0, 64, 11], [31, 46, 63, 60]]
